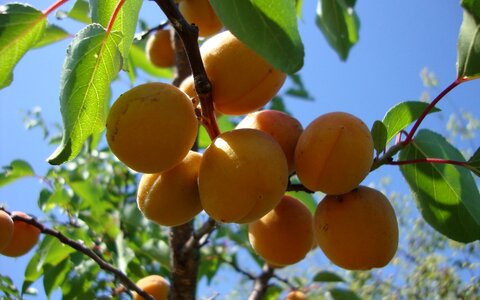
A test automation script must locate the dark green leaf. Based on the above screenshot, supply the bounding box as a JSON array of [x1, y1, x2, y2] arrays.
[[47, 24, 123, 165], [286, 74, 313, 100], [383, 101, 440, 143], [329, 288, 362, 300], [43, 259, 72, 297], [210, 0, 304, 73], [316, 0, 359, 60], [313, 270, 345, 282], [0, 3, 47, 89], [0, 160, 34, 187], [0, 275, 21, 299], [371, 120, 388, 154], [129, 42, 173, 79], [457, 0, 480, 79], [467, 147, 480, 176], [34, 24, 70, 48], [268, 96, 289, 113], [399, 129, 480, 243], [66, 0, 91, 23]]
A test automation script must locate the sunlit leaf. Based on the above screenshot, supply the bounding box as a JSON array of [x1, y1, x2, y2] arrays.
[[457, 0, 480, 79], [313, 270, 345, 282], [371, 120, 387, 154], [34, 24, 69, 48], [129, 42, 173, 79], [286, 191, 317, 214], [64, 0, 91, 24], [0, 160, 34, 187]]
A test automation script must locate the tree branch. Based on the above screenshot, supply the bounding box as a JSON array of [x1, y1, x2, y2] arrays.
[[248, 264, 275, 300], [183, 217, 217, 255]]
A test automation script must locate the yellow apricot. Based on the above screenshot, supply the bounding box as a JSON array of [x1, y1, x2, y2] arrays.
[[0, 211, 14, 251], [106, 82, 198, 174], [133, 275, 169, 300], [180, 31, 286, 115], [199, 129, 288, 223], [236, 110, 303, 174], [137, 151, 203, 227], [1, 212, 41, 257], [295, 112, 374, 195], [178, 0, 223, 37], [285, 290, 308, 300], [248, 195, 314, 266], [314, 186, 399, 270], [146, 29, 175, 68]]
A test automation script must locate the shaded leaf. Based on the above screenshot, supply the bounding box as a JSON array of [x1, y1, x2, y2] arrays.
[[43, 259, 72, 297], [371, 120, 388, 154], [286, 74, 313, 100], [316, 0, 359, 60], [383, 101, 440, 143], [399, 129, 480, 243], [34, 24, 69, 48], [47, 24, 123, 165], [0, 160, 34, 187], [457, 0, 480, 79], [329, 288, 362, 300], [313, 270, 345, 282], [467, 147, 480, 176], [268, 96, 289, 113], [0, 3, 47, 89], [210, 0, 304, 73]]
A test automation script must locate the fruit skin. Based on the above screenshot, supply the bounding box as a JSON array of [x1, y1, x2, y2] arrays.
[[106, 82, 198, 174], [0, 211, 14, 251], [180, 31, 286, 115], [133, 275, 169, 300], [199, 129, 288, 223], [146, 29, 175, 68], [178, 0, 223, 37], [236, 110, 303, 174], [295, 112, 374, 195], [137, 151, 203, 227], [248, 195, 314, 267], [285, 290, 308, 300], [314, 186, 399, 270], [0, 212, 41, 257]]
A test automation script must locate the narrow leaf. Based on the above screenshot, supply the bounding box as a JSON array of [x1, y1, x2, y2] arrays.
[[383, 101, 440, 143], [0, 160, 34, 187], [313, 271, 345, 282], [399, 129, 480, 243], [371, 120, 387, 154], [210, 0, 304, 73], [47, 24, 122, 165], [316, 0, 359, 60], [34, 24, 70, 48], [0, 3, 47, 89], [467, 147, 480, 176], [329, 288, 362, 300], [457, 0, 480, 79]]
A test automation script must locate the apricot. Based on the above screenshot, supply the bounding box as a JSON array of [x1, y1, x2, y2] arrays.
[[180, 31, 286, 115], [295, 112, 374, 195], [137, 151, 203, 227], [178, 0, 223, 37], [0, 212, 41, 257], [285, 290, 308, 300], [0, 211, 14, 251], [199, 129, 288, 223], [314, 186, 399, 270], [145, 29, 175, 68], [132, 275, 169, 300], [106, 82, 198, 174], [236, 110, 303, 174], [248, 195, 314, 266]]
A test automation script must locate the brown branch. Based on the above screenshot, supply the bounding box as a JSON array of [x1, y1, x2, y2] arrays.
[[183, 217, 217, 255], [135, 20, 170, 41], [272, 273, 298, 290], [286, 182, 314, 193], [0, 208, 153, 300], [248, 264, 275, 300]]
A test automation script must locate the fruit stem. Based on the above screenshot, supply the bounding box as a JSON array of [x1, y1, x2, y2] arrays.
[[106, 0, 126, 33], [42, 0, 69, 16], [388, 157, 472, 169]]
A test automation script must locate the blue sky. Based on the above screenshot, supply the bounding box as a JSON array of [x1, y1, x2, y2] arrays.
[[1, 0, 479, 298]]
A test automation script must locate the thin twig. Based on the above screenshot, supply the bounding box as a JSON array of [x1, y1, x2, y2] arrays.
[[183, 217, 217, 255], [135, 20, 170, 41]]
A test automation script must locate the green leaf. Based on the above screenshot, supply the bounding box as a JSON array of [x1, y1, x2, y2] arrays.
[[316, 0, 359, 61], [67, 0, 91, 24], [0, 160, 34, 187], [467, 147, 480, 176], [47, 24, 123, 165], [382, 101, 440, 143], [129, 42, 174, 79], [34, 24, 70, 48], [0, 3, 47, 89], [371, 120, 388, 154], [457, 0, 480, 79], [286, 191, 317, 214], [313, 270, 345, 282], [90, 0, 142, 68], [399, 129, 480, 243], [43, 259, 72, 297], [210, 0, 304, 73], [198, 115, 235, 149], [286, 74, 313, 100], [329, 288, 362, 300]]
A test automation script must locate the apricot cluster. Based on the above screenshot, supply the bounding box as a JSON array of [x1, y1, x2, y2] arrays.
[[0, 211, 40, 257]]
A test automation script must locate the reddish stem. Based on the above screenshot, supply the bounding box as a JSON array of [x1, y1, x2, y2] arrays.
[[42, 0, 69, 16], [388, 157, 468, 167], [106, 0, 126, 33]]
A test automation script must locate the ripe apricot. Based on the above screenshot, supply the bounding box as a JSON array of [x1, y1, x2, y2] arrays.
[[199, 129, 288, 223], [137, 151, 203, 227], [295, 112, 374, 195], [133, 275, 169, 300], [248, 195, 314, 266], [180, 31, 286, 115], [145, 29, 175, 68], [314, 186, 399, 270], [0, 212, 41, 257], [106, 82, 198, 174], [285, 290, 308, 300], [236, 110, 303, 174], [178, 0, 223, 37], [0, 211, 14, 251]]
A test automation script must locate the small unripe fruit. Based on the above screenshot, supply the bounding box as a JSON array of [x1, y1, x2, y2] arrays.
[[137, 151, 203, 227], [0, 212, 40, 257], [146, 29, 175, 68], [106, 82, 198, 174], [133, 275, 169, 300], [178, 0, 223, 37], [199, 129, 288, 223], [314, 186, 399, 270], [285, 290, 308, 300], [0, 211, 14, 251], [295, 112, 374, 195], [248, 195, 314, 266]]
